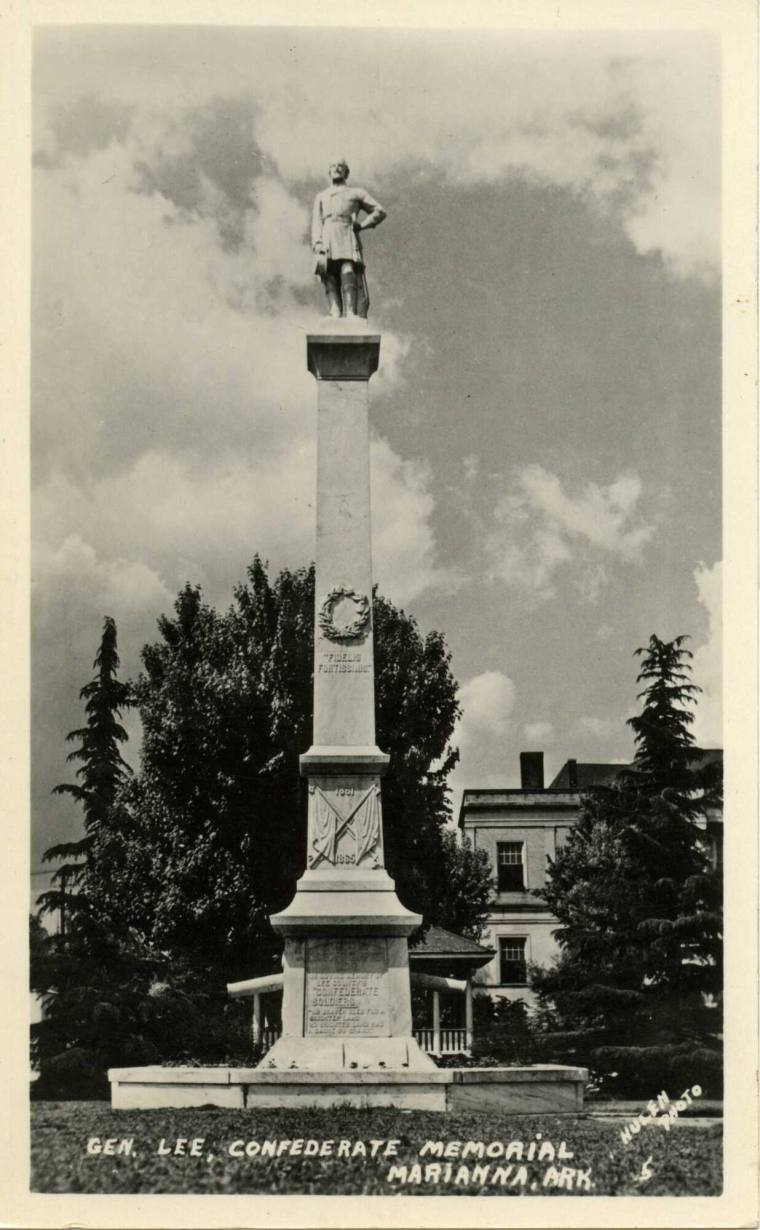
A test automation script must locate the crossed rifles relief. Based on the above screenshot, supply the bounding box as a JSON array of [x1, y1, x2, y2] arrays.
[[309, 783, 382, 869]]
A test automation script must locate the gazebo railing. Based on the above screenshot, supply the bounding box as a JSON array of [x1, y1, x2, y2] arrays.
[[414, 1027, 469, 1056], [253, 1025, 470, 1057]]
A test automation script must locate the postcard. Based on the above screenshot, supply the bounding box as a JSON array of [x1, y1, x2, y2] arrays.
[[2, 0, 757, 1226]]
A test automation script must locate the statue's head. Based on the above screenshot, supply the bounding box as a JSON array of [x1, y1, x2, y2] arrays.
[[328, 160, 349, 183]]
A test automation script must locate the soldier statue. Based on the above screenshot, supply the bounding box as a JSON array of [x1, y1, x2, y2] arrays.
[[312, 160, 386, 319]]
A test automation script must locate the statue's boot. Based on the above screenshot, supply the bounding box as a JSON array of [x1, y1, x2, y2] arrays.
[[341, 267, 358, 318]]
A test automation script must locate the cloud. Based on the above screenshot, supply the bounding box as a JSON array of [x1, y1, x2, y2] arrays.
[[34, 28, 719, 282], [576, 714, 622, 740], [248, 37, 718, 281], [33, 139, 318, 489], [32, 123, 442, 602], [31, 435, 447, 863], [523, 721, 554, 746], [32, 535, 174, 860], [35, 451, 315, 607], [30, 28, 720, 860], [457, 49, 719, 281], [370, 437, 457, 606], [446, 669, 519, 810], [33, 119, 415, 478], [463, 454, 479, 482], [691, 560, 721, 747], [35, 436, 446, 614], [35, 534, 174, 630], [575, 563, 608, 606], [457, 670, 517, 749], [485, 465, 656, 601], [31, 113, 449, 860]]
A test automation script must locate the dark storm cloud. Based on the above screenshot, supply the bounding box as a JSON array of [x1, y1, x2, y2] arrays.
[[34, 92, 134, 167], [134, 96, 271, 249]]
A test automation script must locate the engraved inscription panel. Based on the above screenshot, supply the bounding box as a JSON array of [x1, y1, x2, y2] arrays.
[[305, 938, 389, 1036], [317, 649, 371, 675]]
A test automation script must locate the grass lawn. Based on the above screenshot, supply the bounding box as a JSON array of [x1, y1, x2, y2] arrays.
[[31, 1101, 722, 1196]]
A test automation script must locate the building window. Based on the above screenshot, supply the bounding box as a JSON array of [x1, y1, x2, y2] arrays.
[[497, 841, 525, 891], [499, 938, 527, 985]]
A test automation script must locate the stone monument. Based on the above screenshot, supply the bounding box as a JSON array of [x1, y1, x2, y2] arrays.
[[259, 326, 435, 1075], [109, 167, 588, 1112], [252, 175, 435, 1074]]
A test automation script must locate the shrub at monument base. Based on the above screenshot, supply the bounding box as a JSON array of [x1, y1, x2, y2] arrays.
[[31, 934, 253, 1101], [470, 997, 542, 1066], [590, 1042, 722, 1101], [31, 1103, 722, 1196]]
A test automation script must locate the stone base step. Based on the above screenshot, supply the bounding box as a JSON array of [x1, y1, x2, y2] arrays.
[[108, 1064, 588, 1113], [259, 1034, 436, 1072]]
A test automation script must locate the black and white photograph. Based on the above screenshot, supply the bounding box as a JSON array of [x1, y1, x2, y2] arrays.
[[3, 0, 757, 1225]]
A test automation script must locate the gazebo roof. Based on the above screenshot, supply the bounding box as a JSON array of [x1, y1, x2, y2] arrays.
[[409, 925, 495, 971]]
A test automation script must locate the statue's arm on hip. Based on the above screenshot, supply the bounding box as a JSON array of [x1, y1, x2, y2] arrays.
[[354, 189, 386, 233]]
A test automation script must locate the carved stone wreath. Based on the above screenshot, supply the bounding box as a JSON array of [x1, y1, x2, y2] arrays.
[[318, 586, 370, 642]]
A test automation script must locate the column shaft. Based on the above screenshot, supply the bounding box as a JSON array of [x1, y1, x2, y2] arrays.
[[313, 376, 376, 748]]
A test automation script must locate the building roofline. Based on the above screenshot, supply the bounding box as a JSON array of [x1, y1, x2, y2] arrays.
[[408, 950, 496, 967], [458, 788, 581, 828]]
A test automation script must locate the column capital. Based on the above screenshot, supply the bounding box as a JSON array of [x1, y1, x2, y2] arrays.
[[307, 333, 381, 381]]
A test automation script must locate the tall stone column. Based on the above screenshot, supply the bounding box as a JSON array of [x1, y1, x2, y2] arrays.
[[267, 332, 434, 1072]]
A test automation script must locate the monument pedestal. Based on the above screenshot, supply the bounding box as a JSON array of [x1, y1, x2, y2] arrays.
[[265, 876, 435, 1073]]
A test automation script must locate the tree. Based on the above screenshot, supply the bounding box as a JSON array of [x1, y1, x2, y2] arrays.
[[420, 829, 495, 941], [86, 559, 469, 982], [532, 635, 723, 1096], [38, 616, 131, 917], [32, 560, 489, 1084], [31, 618, 150, 1096]]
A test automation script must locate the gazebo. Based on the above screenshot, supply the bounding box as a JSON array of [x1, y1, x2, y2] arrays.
[[408, 925, 495, 1057], [229, 924, 495, 1060]]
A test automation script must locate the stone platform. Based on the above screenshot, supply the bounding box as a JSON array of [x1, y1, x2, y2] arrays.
[[109, 1064, 587, 1113]]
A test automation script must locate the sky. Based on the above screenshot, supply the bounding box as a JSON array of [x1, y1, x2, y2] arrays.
[[31, 24, 722, 871]]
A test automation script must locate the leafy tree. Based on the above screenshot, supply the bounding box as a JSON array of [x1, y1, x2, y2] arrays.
[[32, 560, 484, 1085], [532, 635, 723, 1096], [86, 559, 467, 981], [373, 592, 462, 925], [419, 829, 495, 941]]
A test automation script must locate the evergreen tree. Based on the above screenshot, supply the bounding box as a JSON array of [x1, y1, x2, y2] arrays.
[[32, 618, 148, 1096], [38, 616, 131, 916], [532, 635, 723, 1096]]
